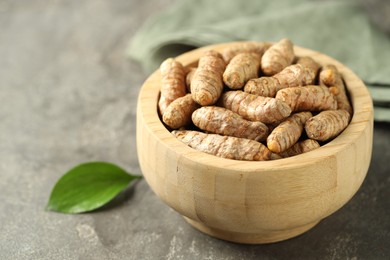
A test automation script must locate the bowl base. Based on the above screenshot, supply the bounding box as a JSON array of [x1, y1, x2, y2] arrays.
[[183, 217, 320, 244]]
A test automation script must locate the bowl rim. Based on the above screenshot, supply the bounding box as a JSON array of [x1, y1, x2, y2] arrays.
[[137, 41, 373, 171]]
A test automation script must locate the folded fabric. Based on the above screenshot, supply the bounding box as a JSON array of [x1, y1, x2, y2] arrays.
[[128, 0, 390, 121]]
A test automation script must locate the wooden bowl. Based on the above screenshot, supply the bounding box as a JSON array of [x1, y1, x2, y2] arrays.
[[136, 42, 373, 244]]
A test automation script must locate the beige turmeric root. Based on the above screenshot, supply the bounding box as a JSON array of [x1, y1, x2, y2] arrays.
[[319, 65, 353, 115], [223, 52, 262, 89], [191, 50, 226, 106], [261, 38, 294, 76], [305, 110, 351, 141], [275, 85, 337, 112], [296, 56, 320, 85], [185, 67, 197, 92], [220, 91, 291, 124], [244, 63, 314, 97], [329, 85, 352, 115], [319, 64, 338, 86], [192, 106, 269, 141], [267, 112, 312, 153], [162, 94, 199, 129], [222, 41, 272, 63], [158, 58, 187, 115], [279, 139, 320, 158], [172, 130, 280, 161]]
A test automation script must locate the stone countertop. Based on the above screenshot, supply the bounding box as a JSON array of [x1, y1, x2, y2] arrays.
[[1, 0, 389, 259]]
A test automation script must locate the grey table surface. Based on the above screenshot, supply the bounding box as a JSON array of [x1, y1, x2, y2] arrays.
[[1, 0, 389, 259]]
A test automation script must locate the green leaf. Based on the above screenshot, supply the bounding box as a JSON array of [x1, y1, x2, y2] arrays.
[[46, 162, 141, 214]]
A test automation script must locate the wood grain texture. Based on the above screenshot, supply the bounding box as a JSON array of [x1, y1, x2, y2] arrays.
[[136, 42, 373, 244]]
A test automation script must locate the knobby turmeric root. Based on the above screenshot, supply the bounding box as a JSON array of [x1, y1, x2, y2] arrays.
[[296, 56, 320, 85], [222, 41, 272, 63], [261, 38, 294, 76], [279, 139, 320, 158], [158, 58, 187, 115], [319, 65, 353, 115], [276, 85, 337, 112], [191, 50, 226, 106], [319, 64, 338, 86], [305, 110, 351, 141], [223, 52, 262, 89], [244, 64, 311, 97], [192, 106, 269, 141], [172, 130, 280, 161], [185, 67, 196, 92], [267, 112, 312, 153], [162, 94, 200, 129], [220, 91, 292, 124]]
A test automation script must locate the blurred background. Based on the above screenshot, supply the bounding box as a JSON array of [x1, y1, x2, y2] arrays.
[[1, 0, 389, 259]]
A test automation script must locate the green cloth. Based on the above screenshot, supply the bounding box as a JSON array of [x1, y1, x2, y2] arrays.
[[128, 0, 390, 121]]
